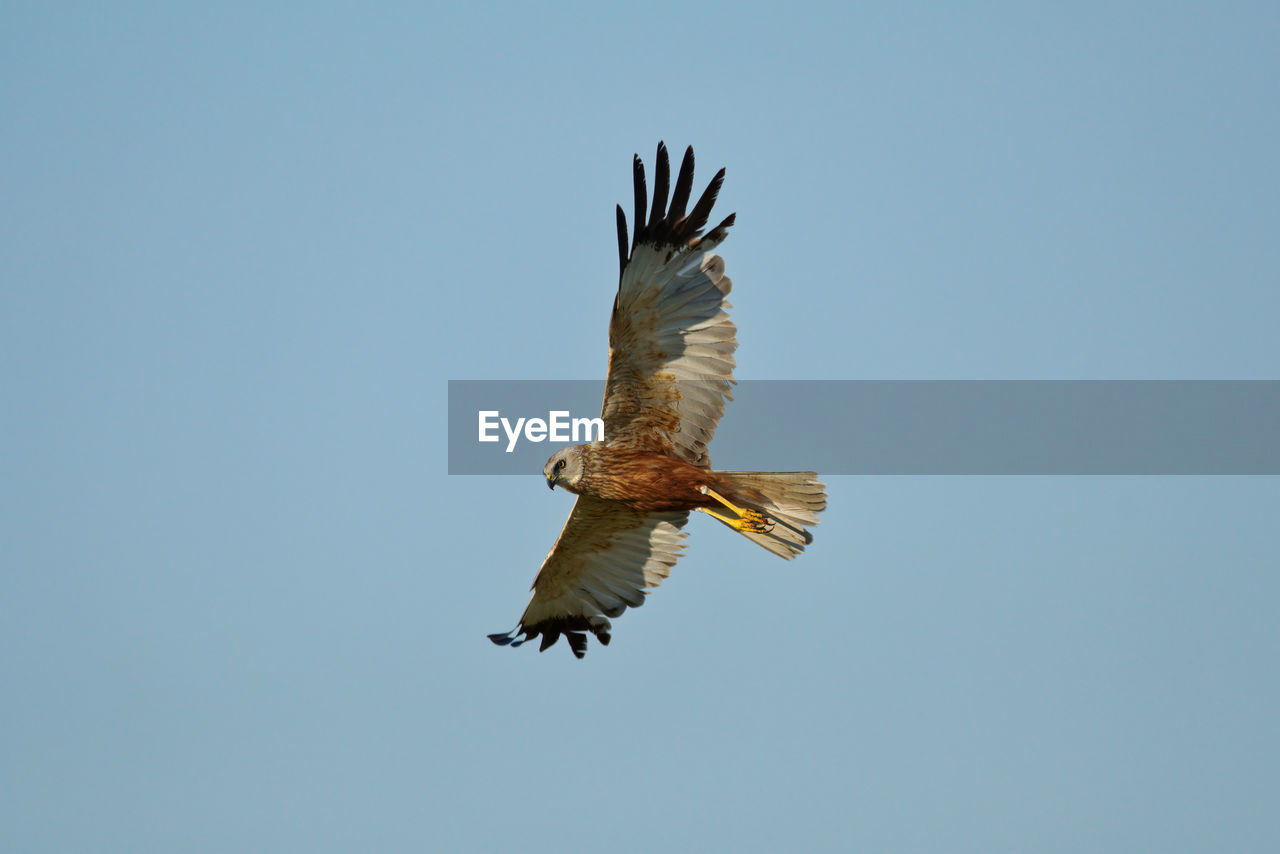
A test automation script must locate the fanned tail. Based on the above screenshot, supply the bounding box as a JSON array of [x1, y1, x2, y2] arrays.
[[712, 471, 827, 558]]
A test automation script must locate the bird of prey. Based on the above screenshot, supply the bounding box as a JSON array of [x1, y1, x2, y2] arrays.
[[489, 143, 826, 658]]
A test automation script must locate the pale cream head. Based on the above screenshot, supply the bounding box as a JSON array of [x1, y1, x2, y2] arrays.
[[544, 445, 586, 492]]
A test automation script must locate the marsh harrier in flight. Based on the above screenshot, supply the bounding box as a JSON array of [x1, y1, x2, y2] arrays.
[[489, 143, 826, 658]]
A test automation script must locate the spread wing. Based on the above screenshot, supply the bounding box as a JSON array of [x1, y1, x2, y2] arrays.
[[488, 496, 688, 658], [601, 143, 738, 467]]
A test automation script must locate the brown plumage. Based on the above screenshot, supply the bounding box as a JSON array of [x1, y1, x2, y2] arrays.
[[577, 445, 715, 511], [489, 143, 827, 659], [572, 445, 785, 516]]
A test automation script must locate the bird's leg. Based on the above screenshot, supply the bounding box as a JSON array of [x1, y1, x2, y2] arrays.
[[698, 485, 772, 534]]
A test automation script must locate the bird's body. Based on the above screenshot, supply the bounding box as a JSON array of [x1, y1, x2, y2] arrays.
[[557, 443, 720, 512], [489, 143, 827, 658]]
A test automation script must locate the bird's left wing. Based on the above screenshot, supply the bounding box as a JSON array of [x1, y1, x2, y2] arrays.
[[601, 143, 738, 467], [488, 495, 688, 658]]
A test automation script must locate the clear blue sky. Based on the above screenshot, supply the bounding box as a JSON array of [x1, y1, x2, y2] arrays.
[[3, 2, 1278, 851]]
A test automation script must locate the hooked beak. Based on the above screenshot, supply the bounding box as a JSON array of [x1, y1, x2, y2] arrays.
[[546, 475, 556, 491]]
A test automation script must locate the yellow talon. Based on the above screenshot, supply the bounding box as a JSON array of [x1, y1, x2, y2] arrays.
[[698, 486, 773, 533]]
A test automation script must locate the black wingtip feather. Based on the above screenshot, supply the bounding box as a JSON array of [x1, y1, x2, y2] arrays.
[[669, 146, 695, 219], [616, 204, 628, 279], [648, 142, 670, 228], [631, 154, 647, 250], [489, 630, 527, 648], [490, 615, 614, 659], [617, 144, 735, 279], [703, 212, 736, 246], [686, 167, 726, 236]]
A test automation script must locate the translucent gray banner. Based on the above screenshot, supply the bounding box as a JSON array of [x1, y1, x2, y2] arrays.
[[447, 381, 1280, 475]]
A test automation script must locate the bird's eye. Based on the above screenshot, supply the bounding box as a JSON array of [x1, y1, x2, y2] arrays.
[[556, 459, 566, 470]]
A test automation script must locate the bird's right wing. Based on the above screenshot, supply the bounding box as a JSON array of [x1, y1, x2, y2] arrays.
[[488, 495, 689, 658]]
